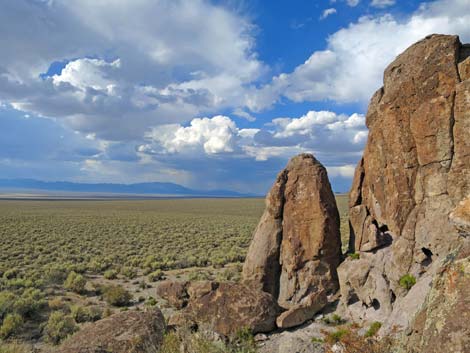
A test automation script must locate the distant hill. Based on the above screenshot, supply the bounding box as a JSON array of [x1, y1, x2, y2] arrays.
[[0, 179, 254, 198]]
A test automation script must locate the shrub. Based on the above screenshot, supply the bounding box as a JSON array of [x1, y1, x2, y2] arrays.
[[230, 327, 257, 353], [325, 329, 349, 344], [64, 272, 87, 294], [0, 314, 23, 339], [103, 269, 118, 280], [138, 280, 148, 290], [365, 321, 382, 337], [147, 270, 164, 282], [188, 270, 213, 281], [43, 267, 67, 285], [0, 292, 16, 320], [348, 253, 360, 260], [120, 267, 137, 279], [13, 288, 46, 319], [70, 305, 102, 323], [145, 297, 157, 307], [44, 311, 77, 345], [160, 330, 227, 353], [399, 274, 416, 290], [0, 342, 31, 353], [103, 307, 113, 318], [102, 285, 132, 307], [159, 332, 182, 353], [311, 336, 324, 343], [3, 269, 19, 280], [216, 268, 241, 282], [332, 314, 345, 325], [5, 278, 34, 290], [48, 297, 67, 311], [322, 314, 345, 326], [324, 326, 394, 353]]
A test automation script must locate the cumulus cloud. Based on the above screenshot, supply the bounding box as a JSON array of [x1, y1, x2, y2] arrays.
[[0, 0, 263, 140], [143, 116, 239, 155], [371, 0, 396, 8], [52, 58, 121, 94], [250, 0, 470, 109], [139, 111, 367, 166], [3, 0, 470, 193]]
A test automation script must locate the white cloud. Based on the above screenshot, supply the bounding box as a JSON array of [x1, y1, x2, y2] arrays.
[[52, 58, 121, 94], [251, 0, 470, 109], [0, 0, 264, 140], [321, 8, 337, 20], [326, 164, 356, 178], [145, 116, 239, 155], [346, 0, 360, 7], [371, 0, 395, 8], [243, 146, 304, 161], [140, 110, 368, 165], [232, 108, 256, 122], [272, 111, 343, 138]]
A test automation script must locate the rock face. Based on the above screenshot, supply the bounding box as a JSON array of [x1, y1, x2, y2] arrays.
[[158, 281, 279, 337], [242, 153, 342, 327], [338, 34, 470, 325], [156, 280, 189, 309], [58, 308, 165, 353], [450, 195, 470, 236], [399, 243, 470, 353]]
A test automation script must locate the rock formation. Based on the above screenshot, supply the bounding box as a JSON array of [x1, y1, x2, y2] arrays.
[[338, 34, 470, 327], [156, 280, 189, 309], [158, 281, 280, 337], [58, 308, 165, 353], [155, 34, 470, 350], [399, 242, 470, 353], [398, 197, 469, 352], [242, 153, 342, 328]]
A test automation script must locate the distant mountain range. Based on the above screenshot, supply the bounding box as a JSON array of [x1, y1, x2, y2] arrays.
[[0, 179, 255, 198]]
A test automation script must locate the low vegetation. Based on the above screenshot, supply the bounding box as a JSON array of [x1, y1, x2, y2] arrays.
[[348, 253, 360, 260], [322, 314, 345, 326], [102, 285, 133, 307], [64, 272, 87, 294], [0, 196, 349, 349], [0, 314, 23, 340], [159, 327, 257, 353], [365, 321, 382, 337], [44, 311, 77, 345], [70, 305, 102, 323], [324, 325, 393, 353], [0, 342, 32, 353], [399, 274, 417, 290]]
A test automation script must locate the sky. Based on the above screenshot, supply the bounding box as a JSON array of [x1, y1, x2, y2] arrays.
[[1, 0, 470, 194]]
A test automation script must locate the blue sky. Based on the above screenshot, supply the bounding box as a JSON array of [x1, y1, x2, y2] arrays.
[[1, 0, 469, 193]]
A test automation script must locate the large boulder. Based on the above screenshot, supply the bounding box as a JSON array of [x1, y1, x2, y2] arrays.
[[339, 34, 470, 326], [156, 280, 189, 309], [161, 281, 280, 337], [243, 154, 342, 327], [58, 308, 165, 353]]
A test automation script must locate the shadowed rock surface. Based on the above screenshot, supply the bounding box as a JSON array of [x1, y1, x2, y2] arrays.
[[58, 308, 165, 353], [242, 153, 342, 328], [338, 34, 470, 327]]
